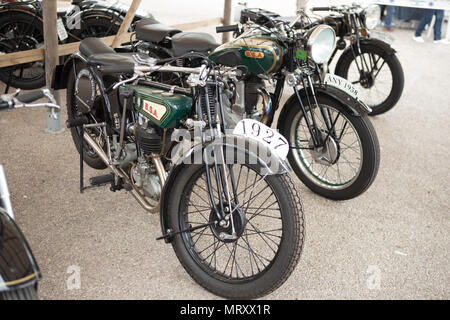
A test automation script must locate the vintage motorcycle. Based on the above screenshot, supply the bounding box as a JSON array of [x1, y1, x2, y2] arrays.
[[127, 14, 380, 200], [0, 88, 60, 300], [240, 4, 405, 115], [53, 37, 305, 299], [0, 0, 152, 90]]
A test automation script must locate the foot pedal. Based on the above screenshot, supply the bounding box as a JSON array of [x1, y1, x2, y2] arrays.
[[89, 173, 115, 187]]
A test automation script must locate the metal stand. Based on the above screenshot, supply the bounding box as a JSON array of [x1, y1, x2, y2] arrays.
[[45, 90, 64, 134]]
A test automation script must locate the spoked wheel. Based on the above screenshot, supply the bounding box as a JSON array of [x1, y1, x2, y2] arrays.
[[0, 12, 46, 89], [335, 44, 404, 116], [167, 162, 304, 299], [283, 95, 380, 200]]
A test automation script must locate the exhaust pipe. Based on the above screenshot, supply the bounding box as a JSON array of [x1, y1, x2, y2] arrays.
[[83, 132, 163, 213]]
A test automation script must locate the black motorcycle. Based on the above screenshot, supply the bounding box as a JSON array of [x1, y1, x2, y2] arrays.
[[53, 37, 305, 299], [0, 88, 60, 300], [0, 0, 152, 90], [240, 5, 405, 115], [128, 13, 380, 200]]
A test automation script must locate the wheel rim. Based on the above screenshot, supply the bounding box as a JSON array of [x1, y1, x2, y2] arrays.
[[178, 164, 284, 282], [290, 104, 363, 190], [0, 20, 45, 84], [346, 52, 393, 108]]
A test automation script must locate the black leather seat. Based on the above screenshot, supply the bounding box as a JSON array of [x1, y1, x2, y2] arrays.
[[80, 38, 150, 73], [171, 32, 219, 56], [79, 38, 116, 57], [135, 18, 182, 43]]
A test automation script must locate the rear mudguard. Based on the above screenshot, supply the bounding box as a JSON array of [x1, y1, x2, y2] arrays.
[[52, 53, 86, 91], [0, 209, 41, 292], [159, 134, 290, 243], [277, 84, 370, 132]]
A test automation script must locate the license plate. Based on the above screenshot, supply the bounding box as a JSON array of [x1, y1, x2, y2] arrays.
[[369, 30, 394, 46], [324, 73, 359, 99], [57, 18, 68, 41], [233, 119, 289, 160]]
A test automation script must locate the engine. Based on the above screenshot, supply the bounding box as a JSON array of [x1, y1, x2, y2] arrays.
[[114, 119, 164, 202]]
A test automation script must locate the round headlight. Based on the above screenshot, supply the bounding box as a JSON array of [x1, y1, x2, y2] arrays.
[[364, 5, 381, 30], [307, 25, 336, 64]]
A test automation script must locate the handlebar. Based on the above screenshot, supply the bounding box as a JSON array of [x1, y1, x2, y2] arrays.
[[216, 24, 240, 34], [311, 7, 333, 12], [0, 89, 60, 116]]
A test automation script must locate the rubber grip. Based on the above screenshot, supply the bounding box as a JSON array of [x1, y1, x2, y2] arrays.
[[98, 65, 135, 75], [311, 7, 331, 11], [0, 101, 10, 110], [66, 117, 89, 128], [216, 24, 239, 33], [16, 90, 45, 103]]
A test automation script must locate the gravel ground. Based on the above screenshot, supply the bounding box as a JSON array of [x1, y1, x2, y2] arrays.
[[0, 23, 449, 300]]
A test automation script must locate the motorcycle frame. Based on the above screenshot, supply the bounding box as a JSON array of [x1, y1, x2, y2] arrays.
[[63, 52, 289, 243]]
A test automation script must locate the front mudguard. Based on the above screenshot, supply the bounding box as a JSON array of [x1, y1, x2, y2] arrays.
[[335, 37, 396, 75], [0, 210, 40, 292], [276, 84, 370, 132], [159, 134, 290, 243]]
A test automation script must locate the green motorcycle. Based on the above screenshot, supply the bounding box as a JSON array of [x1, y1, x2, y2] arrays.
[[54, 37, 304, 299], [129, 14, 380, 200]]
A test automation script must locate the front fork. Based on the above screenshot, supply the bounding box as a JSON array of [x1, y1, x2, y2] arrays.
[[293, 74, 340, 149]]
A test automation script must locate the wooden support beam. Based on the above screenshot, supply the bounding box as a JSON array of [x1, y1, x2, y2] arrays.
[[42, 0, 63, 133], [0, 33, 133, 68], [222, 0, 233, 43], [42, 0, 58, 89], [111, 0, 142, 48]]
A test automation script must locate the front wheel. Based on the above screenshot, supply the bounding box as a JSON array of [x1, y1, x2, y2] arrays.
[[166, 163, 304, 299], [0, 285, 38, 300], [282, 95, 380, 200], [335, 44, 404, 116]]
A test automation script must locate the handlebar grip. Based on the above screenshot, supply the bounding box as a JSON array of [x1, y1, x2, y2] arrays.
[[311, 7, 331, 11], [66, 116, 89, 128], [98, 64, 135, 75], [16, 90, 45, 104], [0, 101, 11, 110], [216, 24, 240, 33]]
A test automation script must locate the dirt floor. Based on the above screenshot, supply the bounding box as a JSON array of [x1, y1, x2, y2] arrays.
[[0, 25, 449, 299]]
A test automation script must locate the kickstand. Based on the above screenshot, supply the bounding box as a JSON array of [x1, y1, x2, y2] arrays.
[[80, 128, 85, 193]]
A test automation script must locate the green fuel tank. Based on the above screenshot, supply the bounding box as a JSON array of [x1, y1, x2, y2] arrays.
[[125, 84, 192, 129], [209, 35, 284, 75]]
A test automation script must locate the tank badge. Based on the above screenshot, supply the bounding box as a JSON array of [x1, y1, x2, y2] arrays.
[[142, 99, 167, 121], [244, 50, 265, 59]]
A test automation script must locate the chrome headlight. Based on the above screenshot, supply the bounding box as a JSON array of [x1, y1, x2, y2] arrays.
[[306, 25, 336, 64], [364, 5, 381, 30]]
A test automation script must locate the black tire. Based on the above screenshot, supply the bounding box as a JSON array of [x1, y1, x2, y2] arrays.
[[335, 43, 404, 116], [66, 63, 107, 170], [0, 12, 46, 89], [0, 285, 38, 300], [166, 163, 304, 299], [282, 95, 380, 200]]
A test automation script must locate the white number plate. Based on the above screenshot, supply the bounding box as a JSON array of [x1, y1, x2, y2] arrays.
[[233, 119, 289, 160], [324, 73, 359, 99], [57, 18, 68, 41]]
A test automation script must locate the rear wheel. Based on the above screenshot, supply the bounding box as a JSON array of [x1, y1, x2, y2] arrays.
[[167, 163, 304, 299], [66, 63, 108, 170]]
